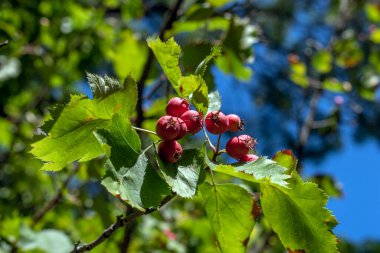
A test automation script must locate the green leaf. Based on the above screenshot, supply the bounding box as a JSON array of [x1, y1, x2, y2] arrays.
[[147, 37, 183, 92], [261, 172, 338, 253], [312, 50, 332, 74], [216, 48, 252, 81], [207, 0, 237, 7], [370, 28, 380, 44], [96, 115, 170, 210], [195, 44, 222, 76], [322, 78, 345, 93], [365, 3, 380, 23], [190, 75, 209, 115], [289, 62, 308, 88], [207, 91, 221, 113], [157, 149, 206, 198], [31, 75, 138, 171], [19, 225, 73, 253], [86, 72, 121, 99], [272, 149, 297, 174], [107, 31, 148, 80], [206, 155, 290, 187], [200, 182, 256, 253]]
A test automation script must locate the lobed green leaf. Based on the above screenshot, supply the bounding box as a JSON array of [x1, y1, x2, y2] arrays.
[[200, 182, 256, 253], [147, 37, 183, 93], [261, 172, 338, 253], [31, 74, 138, 171]]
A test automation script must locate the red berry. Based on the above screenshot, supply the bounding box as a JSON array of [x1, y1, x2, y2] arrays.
[[226, 135, 256, 160], [175, 118, 187, 140], [158, 140, 183, 163], [166, 97, 190, 117], [205, 111, 229, 134], [156, 116, 180, 140], [227, 114, 244, 132], [239, 154, 259, 162], [180, 110, 203, 134]]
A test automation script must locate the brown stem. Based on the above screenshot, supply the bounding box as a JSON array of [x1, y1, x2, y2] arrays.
[[72, 195, 175, 253], [136, 0, 184, 128], [31, 165, 79, 227]]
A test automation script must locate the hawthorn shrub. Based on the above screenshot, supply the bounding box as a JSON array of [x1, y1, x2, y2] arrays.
[[31, 38, 338, 253]]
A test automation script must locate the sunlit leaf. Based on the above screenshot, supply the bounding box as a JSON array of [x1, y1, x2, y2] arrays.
[[147, 37, 183, 93], [31, 75, 137, 171], [261, 172, 338, 253], [200, 182, 256, 253]]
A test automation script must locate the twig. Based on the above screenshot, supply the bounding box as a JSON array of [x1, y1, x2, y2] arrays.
[[295, 87, 322, 172], [136, 0, 184, 128], [0, 40, 9, 48], [72, 195, 175, 253], [31, 166, 79, 227]]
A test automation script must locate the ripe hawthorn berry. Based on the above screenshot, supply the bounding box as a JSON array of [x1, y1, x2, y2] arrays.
[[180, 110, 203, 134], [156, 116, 180, 140], [158, 140, 183, 163], [166, 97, 190, 117], [227, 114, 244, 132], [239, 154, 259, 162], [175, 118, 187, 140], [205, 111, 229, 135], [226, 135, 256, 160]]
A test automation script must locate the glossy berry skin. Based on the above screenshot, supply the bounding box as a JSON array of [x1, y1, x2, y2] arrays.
[[158, 140, 183, 163], [156, 116, 180, 140], [226, 135, 256, 160], [166, 97, 190, 117], [239, 154, 259, 162], [180, 110, 203, 134], [205, 111, 229, 135], [175, 118, 187, 140], [227, 114, 243, 132]]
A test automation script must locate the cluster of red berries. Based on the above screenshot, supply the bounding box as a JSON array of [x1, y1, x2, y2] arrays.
[[156, 97, 258, 163], [156, 97, 203, 163]]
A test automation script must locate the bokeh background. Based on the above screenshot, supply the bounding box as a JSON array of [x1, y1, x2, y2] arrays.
[[1, 0, 380, 252]]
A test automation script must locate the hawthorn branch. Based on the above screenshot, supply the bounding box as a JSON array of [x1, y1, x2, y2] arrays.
[[31, 165, 79, 227], [136, 0, 184, 128], [72, 194, 175, 253]]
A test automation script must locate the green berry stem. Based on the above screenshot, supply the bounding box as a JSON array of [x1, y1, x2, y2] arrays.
[[202, 127, 216, 153], [132, 126, 158, 136], [212, 133, 222, 162]]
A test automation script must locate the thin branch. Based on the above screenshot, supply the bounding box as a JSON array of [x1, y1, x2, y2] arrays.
[[72, 195, 175, 253], [31, 165, 79, 227], [295, 88, 322, 172], [135, 0, 184, 128], [0, 40, 9, 48]]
